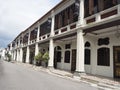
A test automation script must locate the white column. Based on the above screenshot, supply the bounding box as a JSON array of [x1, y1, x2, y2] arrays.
[[26, 46, 30, 63], [35, 43, 39, 56], [14, 50, 17, 61], [11, 51, 14, 60], [48, 39, 54, 67], [20, 48, 23, 62], [16, 49, 19, 61], [37, 25, 40, 41], [48, 11, 55, 68], [76, 29, 85, 73], [14, 50, 16, 60], [51, 11, 55, 36], [78, 0, 85, 26]]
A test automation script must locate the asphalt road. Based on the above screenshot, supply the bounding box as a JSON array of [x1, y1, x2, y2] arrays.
[[0, 60, 102, 90]]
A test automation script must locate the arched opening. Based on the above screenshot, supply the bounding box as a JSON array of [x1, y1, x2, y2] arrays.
[[54, 46, 62, 69], [84, 41, 91, 65]]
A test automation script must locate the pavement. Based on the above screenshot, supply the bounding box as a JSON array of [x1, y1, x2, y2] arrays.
[[12, 61, 120, 90]]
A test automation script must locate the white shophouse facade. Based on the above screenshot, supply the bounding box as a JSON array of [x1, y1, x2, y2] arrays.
[[8, 0, 120, 78]]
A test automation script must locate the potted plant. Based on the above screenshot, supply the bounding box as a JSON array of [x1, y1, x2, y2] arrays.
[[5, 53, 11, 62], [42, 52, 49, 67], [34, 52, 43, 66]]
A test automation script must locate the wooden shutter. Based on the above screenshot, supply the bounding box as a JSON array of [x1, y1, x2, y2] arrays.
[[98, 0, 104, 11], [89, 0, 94, 15]]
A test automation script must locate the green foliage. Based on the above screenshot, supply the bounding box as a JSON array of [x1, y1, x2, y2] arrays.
[[34, 52, 43, 61], [5, 52, 11, 61], [42, 52, 49, 63]]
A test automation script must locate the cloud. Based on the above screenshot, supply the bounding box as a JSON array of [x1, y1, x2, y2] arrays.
[[0, 0, 62, 48]]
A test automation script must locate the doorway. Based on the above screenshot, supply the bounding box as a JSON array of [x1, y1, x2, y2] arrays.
[[54, 46, 62, 69], [71, 49, 76, 72], [113, 46, 120, 78]]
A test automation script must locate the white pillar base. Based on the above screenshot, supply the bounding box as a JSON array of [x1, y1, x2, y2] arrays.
[[35, 43, 39, 56], [26, 46, 30, 63], [20, 48, 23, 62]]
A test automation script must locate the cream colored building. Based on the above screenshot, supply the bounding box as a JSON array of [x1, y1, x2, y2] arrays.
[[8, 0, 120, 78]]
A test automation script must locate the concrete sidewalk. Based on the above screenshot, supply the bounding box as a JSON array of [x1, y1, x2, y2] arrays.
[[14, 61, 120, 90], [47, 68, 120, 90]]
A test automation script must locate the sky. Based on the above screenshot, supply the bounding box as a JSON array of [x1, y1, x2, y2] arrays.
[[0, 0, 61, 48]]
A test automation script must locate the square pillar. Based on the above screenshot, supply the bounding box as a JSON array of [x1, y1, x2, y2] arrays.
[[48, 39, 54, 67], [50, 11, 55, 36], [13, 50, 16, 61], [48, 11, 55, 68], [78, 0, 85, 26], [16, 49, 19, 61], [75, 29, 85, 74], [26, 46, 30, 63], [35, 43, 39, 56]]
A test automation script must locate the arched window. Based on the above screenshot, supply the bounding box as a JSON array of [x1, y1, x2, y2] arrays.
[[84, 41, 91, 65], [97, 47, 110, 66], [85, 41, 91, 47]]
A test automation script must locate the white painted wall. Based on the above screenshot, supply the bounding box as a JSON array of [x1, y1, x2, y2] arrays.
[[54, 40, 76, 71], [84, 32, 120, 78], [53, 31, 120, 78]]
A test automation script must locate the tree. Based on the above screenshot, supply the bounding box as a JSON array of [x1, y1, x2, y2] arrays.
[[42, 52, 49, 67], [34, 52, 43, 66]]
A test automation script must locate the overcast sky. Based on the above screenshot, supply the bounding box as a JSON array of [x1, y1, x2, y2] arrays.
[[0, 0, 61, 48]]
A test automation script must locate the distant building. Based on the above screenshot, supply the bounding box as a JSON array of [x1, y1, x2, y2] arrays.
[[0, 48, 6, 60], [7, 0, 120, 78]]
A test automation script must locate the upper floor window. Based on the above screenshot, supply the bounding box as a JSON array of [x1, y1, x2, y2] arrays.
[[20, 37, 23, 44], [84, 0, 119, 17], [40, 19, 51, 36], [23, 33, 29, 43], [55, 2, 79, 30], [30, 28, 38, 40]]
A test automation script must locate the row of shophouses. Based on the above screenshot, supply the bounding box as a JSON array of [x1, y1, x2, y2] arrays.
[[7, 0, 120, 78]]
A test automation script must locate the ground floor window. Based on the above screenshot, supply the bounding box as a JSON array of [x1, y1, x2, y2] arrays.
[[64, 51, 70, 63], [97, 47, 110, 66], [56, 51, 61, 62], [85, 49, 91, 65]]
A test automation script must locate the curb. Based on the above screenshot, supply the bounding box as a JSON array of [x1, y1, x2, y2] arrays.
[[12, 61, 120, 90]]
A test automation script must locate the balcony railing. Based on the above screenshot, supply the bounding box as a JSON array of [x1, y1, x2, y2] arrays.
[[39, 33, 50, 41], [54, 22, 77, 36], [84, 4, 120, 25], [29, 38, 37, 45]]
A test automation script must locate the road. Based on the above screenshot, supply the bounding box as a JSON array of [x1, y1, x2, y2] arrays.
[[0, 60, 102, 90]]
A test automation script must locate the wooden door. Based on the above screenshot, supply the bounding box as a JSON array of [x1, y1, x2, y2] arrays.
[[114, 46, 120, 78], [54, 51, 57, 69], [71, 49, 76, 71]]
